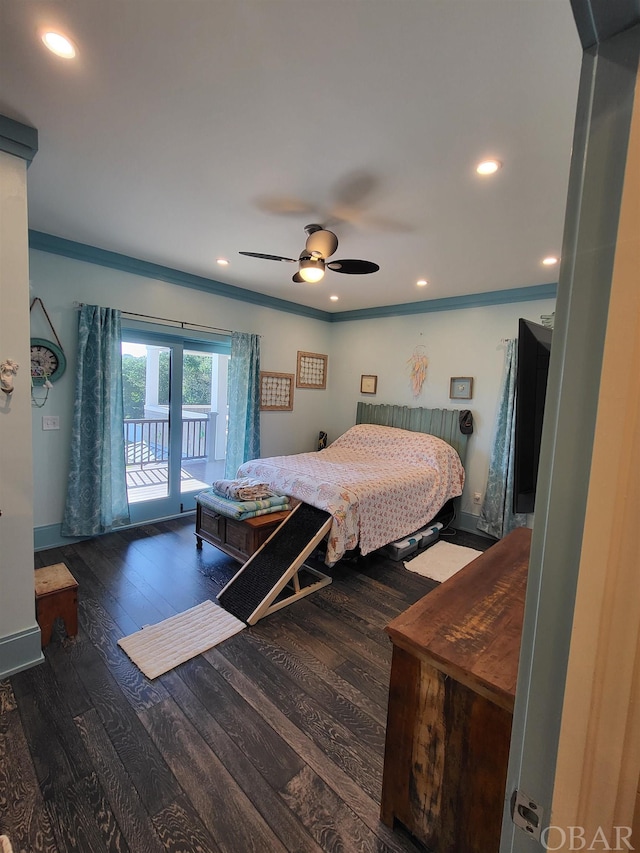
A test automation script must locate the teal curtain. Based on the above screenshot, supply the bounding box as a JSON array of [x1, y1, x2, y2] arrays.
[[477, 338, 527, 539], [224, 332, 260, 477], [61, 305, 130, 536]]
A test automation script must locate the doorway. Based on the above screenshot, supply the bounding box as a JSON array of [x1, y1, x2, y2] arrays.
[[121, 332, 229, 524]]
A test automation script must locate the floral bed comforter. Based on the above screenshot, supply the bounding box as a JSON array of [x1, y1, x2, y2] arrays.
[[237, 423, 465, 565]]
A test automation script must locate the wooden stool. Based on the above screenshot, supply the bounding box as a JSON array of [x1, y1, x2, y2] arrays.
[[35, 563, 79, 648]]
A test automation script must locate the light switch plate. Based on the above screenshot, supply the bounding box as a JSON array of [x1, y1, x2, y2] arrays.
[[42, 416, 60, 430]]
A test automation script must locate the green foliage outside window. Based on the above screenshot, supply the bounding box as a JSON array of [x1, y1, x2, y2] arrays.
[[122, 351, 213, 419], [122, 354, 146, 419], [183, 354, 213, 405]]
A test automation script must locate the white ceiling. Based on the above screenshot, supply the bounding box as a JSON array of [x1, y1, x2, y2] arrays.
[[0, 1, 582, 314]]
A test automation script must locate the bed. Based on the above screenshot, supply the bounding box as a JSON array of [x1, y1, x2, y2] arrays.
[[236, 402, 469, 566]]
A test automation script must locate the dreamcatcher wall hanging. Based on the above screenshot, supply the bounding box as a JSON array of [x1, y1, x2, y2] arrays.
[[407, 345, 428, 397]]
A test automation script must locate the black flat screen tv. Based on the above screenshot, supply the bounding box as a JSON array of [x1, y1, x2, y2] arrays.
[[513, 318, 553, 514]]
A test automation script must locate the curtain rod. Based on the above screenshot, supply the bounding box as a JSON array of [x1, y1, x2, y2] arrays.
[[73, 302, 234, 336]]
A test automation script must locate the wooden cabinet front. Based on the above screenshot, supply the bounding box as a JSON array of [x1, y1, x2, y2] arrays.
[[195, 503, 290, 563], [381, 527, 531, 853], [197, 505, 225, 541]]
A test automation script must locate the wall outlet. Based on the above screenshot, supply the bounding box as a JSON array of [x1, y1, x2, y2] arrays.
[[473, 491, 482, 505], [42, 416, 60, 430]]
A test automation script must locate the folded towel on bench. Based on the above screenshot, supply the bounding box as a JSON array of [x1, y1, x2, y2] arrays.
[[196, 489, 290, 520], [212, 477, 275, 501]]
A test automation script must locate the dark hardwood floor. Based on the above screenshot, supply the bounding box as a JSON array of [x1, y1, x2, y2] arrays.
[[1, 516, 492, 853]]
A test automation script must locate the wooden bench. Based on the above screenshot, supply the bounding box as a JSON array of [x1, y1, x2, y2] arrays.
[[35, 563, 79, 648], [195, 502, 291, 563]]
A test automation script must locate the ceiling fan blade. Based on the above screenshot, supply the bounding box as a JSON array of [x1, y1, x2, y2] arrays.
[[292, 272, 304, 283], [305, 228, 339, 259], [239, 251, 297, 263], [333, 170, 378, 207], [255, 194, 317, 217], [326, 259, 380, 275]]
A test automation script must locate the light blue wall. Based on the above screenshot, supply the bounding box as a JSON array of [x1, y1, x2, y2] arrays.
[[328, 300, 556, 523], [28, 250, 332, 539], [28, 247, 555, 545]]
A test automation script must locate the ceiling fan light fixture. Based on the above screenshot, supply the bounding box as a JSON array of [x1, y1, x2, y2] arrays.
[[299, 257, 325, 283], [241, 225, 378, 282]]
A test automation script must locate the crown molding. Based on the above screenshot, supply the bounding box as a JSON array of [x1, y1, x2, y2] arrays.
[[30, 230, 557, 323], [0, 114, 38, 165], [29, 231, 332, 322]]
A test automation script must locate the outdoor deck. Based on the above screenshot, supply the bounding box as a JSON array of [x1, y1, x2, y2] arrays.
[[126, 459, 225, 503], [124, 415, 225, 503]]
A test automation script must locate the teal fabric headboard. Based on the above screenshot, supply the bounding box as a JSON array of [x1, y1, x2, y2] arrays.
[[355, 402, 469, 465]]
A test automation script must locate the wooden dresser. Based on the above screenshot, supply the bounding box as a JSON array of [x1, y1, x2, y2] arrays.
[[195, 502, 290, 563], [380, 526, 532, 853]]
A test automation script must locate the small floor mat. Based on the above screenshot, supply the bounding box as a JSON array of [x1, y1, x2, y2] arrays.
[[117, 600, 245, 679], [404, 540, 483, 582]]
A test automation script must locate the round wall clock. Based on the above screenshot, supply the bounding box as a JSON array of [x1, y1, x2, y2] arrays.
[[30, 337, 67, 384]]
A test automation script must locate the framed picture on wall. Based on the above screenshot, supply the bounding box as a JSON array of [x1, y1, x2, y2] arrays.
[[450, 376, 473, 399], [260, 371, 294, 411], [360, 374, 377, 394], [296, 351, 328, 389]]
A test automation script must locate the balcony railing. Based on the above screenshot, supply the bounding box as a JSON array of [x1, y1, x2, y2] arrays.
[[124, 417, 208, 470]]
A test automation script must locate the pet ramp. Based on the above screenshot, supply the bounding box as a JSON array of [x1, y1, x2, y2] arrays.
[[217, 502, 333, 626]]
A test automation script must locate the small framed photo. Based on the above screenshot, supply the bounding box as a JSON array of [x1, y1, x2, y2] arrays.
[[450, 376, 473, 399], [360, 374, 377, 395], [296, 351, 328, 389], [260, 372, 294, 411]]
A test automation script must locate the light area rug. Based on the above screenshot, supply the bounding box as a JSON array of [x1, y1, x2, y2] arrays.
[[117, 600, 245, 679], [404, 540, 483, 583]]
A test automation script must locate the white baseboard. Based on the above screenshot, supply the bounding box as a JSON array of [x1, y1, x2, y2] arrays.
[[456, 510, 495, 539]]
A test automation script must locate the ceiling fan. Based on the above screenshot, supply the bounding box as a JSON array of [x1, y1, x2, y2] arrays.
[[239, 224, 379, 283]]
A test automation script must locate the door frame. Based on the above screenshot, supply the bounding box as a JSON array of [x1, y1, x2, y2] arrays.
[[121, 323, 231, 525]]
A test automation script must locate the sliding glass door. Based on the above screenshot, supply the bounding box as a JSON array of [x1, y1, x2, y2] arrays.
[[122, 331, 229, 524]]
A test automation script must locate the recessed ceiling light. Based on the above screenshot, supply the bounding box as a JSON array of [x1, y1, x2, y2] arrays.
[[329, 295, 339, 302], [416, 279, 428, 287], [476, 159, 502, 176], [542, 256, 559, 266], [216, 258, 229, 266], [41, 31, 76, 59]]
